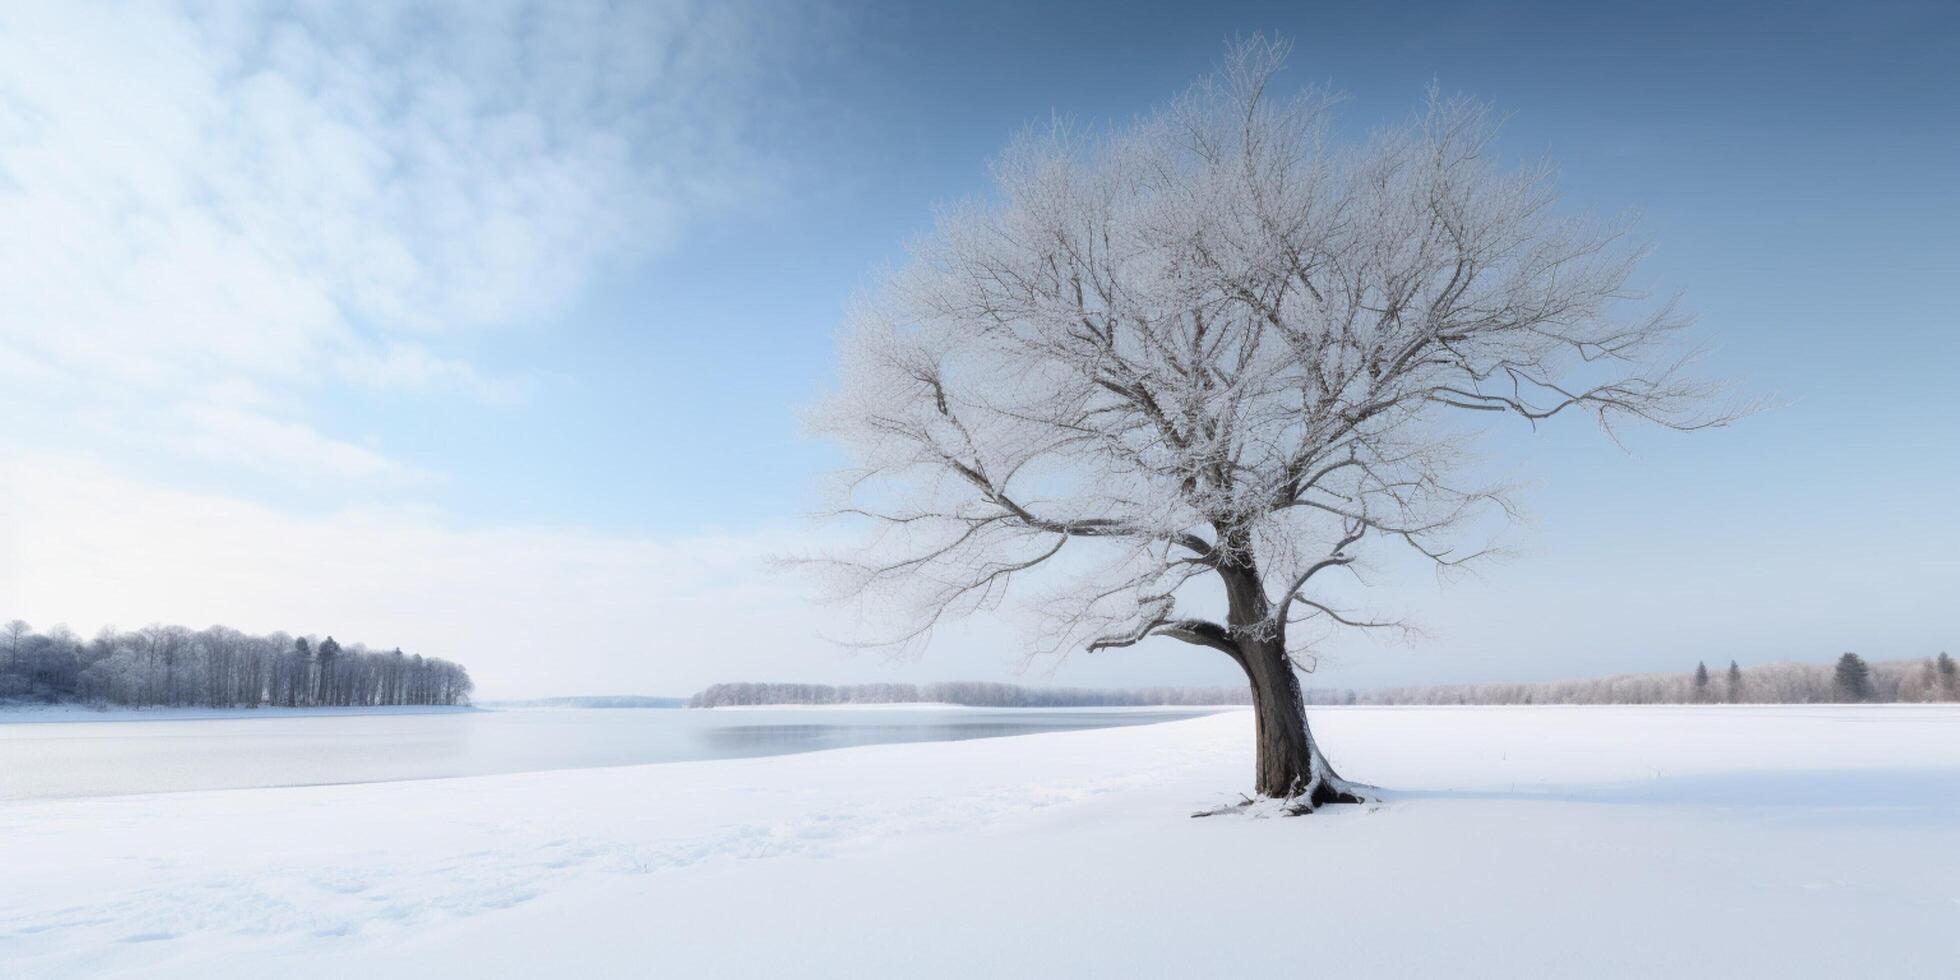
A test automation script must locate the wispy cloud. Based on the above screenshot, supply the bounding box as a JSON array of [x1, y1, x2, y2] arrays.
[[0, 0, 792, 482], [172, 402, 426, 483]]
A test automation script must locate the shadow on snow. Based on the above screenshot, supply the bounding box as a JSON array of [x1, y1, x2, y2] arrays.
[[1378, 767, 1960, 826]]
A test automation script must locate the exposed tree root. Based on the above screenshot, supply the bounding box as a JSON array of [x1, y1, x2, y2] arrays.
[[1190, 778, 1379, 819], [1284, 771, 1372, 814]]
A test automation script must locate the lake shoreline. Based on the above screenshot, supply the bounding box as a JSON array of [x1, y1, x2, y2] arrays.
[[0, 705, 1218, 802], [0, 704, 481, 725], [696, 702, 1245, 712]]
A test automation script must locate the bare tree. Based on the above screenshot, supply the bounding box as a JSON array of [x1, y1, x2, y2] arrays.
[[810, 37, 1735, 809], [2, 619, 26, 668]]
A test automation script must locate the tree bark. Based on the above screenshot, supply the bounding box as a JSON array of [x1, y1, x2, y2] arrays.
[[1219, 561, 1364, 809], [1242, 636, 1361, 806]]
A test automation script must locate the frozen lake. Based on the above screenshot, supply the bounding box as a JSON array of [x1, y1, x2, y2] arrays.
[[0, 706, 1215, 802]]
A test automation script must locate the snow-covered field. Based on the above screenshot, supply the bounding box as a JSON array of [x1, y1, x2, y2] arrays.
[[3, 705, 1956, 978]]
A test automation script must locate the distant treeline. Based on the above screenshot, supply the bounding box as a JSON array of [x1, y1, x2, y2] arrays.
[[1301, 654, 1958, 706], [693, 653, 1958, 709], [0, 620, 473, 708], [688, 681, 1252, 708]]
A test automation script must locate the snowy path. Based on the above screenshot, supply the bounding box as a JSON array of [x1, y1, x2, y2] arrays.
[[3, 706, 1958, 977]]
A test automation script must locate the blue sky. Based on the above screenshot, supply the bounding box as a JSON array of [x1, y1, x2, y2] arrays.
[[1, 0, 1955, 696]]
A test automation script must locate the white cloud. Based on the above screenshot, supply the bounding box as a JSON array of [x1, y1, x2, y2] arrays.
[[0, 0, 786, 482], [334, 343, 526, 404], [173, 402, 424, 483], [0, 6, 1273, 695]]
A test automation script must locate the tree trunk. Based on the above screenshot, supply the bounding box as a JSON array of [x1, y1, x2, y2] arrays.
[[1218, 560, 1364, 810], [1242, 635, 1362, 807]]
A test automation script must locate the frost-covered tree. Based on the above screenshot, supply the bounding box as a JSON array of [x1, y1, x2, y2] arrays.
[[811, 38, 1733, 807], [1938, 652, 1958, 701], [1726, 660, 1743, 703], [1693, 662, 1710, 701], [1833, 652, 1873, 703], [1902, 659, 1937, 703], [0, 621, 469, 708]]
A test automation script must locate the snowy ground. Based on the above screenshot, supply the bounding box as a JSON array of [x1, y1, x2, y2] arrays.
[[3, 705, 1957, 978]]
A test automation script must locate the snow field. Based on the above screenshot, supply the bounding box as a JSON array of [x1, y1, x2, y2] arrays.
[[3, 705, 1957, 978]]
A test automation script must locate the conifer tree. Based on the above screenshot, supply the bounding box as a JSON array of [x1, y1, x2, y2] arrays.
[[317, 636, 342, 707], [1833, 652, 1873, 702], [290, 637, 311, 707]]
